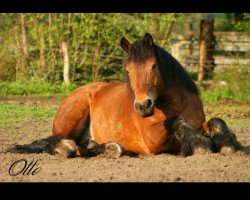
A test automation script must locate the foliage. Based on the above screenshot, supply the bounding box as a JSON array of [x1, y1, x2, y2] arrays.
[[235, 13, 250, 32], [0, 13, 184, 84], [0, 13, 249, 105]]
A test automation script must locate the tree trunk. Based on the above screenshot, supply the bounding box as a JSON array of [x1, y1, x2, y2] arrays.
[[160, 20, 175, 47], [20, 13, 29, 59], [61, 41, 70, 85], [18, 13, 29, 74], [14, 26, 22, 80], [151, 13, 160, 37], [92, 33, 101, 82], [198, 19, 215, 82], [72, 14, 79, 81], [67, 13, 72, 43], [184, 16, 193, 58], [92, 47, 100, 82], [39, 27, 45, 73], [48, 13, 56, 75], [48, 13, 52, 50]]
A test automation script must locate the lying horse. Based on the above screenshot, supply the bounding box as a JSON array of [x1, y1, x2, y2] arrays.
[[10, 33, 241, 157]]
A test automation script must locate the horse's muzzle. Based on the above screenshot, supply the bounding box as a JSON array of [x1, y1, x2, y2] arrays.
[[134, 99, 154, 117]]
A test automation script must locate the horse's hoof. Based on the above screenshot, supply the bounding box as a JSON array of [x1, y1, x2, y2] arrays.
[[193, 146, 211, 155], [54, 147, 71, 158], [220, 146, 236, 155], [54, 139, 77, 158], [103, 143, 123, 158], [87, 140, 98, 149]]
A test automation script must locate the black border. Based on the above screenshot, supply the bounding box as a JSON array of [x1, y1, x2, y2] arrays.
[[0, 0, 249, 194], [0, 0, 249, 12], [1, 182, 249, 196]]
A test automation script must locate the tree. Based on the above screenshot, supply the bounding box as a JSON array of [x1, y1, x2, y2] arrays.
[[0, 13, 185, 84]]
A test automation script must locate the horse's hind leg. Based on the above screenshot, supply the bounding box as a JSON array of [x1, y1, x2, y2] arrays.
[[201, 117, 242, 154], [54, 139, 78, 158], [75, 118, 124, 158], [52, 86, 94, 158], [79, 139, 124, 158], [165, 117, 212, 157]]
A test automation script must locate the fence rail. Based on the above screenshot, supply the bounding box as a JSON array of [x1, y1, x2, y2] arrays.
[[171, 31, 250, 73]]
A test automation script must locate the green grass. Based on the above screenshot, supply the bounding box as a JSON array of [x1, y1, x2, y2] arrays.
[[0, 67, 249, 103], [204, 103, 250, 128], [200, 67, 250, 103], [0, 80, 79, 97], [226, 119, 250, 128], [0, 99, 248, 136], [201, 88, 250, 103], [0, 104, 56, 127]]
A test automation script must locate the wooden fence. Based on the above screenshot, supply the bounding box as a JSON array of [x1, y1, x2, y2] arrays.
[[171, 31, 250, 74]]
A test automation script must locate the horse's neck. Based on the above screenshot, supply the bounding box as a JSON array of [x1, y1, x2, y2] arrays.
[[157, 80, 188, 116]]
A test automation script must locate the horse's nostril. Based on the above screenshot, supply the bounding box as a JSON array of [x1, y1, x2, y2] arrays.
[[145, 99, 153, 108], [134, 102, 141, 111], [135, 99, 153, 111]]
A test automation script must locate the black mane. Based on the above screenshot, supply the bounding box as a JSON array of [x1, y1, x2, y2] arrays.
[[123, 39, 199, 95]]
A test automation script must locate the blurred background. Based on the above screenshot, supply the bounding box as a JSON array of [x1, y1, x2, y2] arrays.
[[0, 13, 249, 103]]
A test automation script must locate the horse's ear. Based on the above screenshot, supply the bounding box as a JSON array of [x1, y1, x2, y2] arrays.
[[120, 37, 131, 53], [143, 33, 154, 48]]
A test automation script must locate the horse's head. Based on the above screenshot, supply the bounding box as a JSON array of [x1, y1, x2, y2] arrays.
[[121, 33, 164, 117]]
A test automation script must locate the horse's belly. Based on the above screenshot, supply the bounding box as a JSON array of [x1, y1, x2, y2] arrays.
[[90, 104, 170, 154], [90, 102, 151, 154], [91, 110, 126, 145]]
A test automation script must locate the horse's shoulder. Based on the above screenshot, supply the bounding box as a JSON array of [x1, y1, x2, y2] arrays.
[[72, 82, 127, 101]]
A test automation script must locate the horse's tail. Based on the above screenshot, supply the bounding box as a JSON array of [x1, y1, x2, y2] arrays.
[[7, 136, 61, 154]]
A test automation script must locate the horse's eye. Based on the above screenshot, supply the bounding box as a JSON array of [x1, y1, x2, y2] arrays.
[[152, 64, 157, 70]]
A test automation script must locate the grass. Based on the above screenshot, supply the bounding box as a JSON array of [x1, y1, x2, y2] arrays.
[[200, 66, 250, 103], [0, 79, 79, 97], [0, 67, 249, 130], [225, 119, 250, 128], [0, 67, 249, 103], [0, 104, 56, 128], [204, 103, 250, 128]]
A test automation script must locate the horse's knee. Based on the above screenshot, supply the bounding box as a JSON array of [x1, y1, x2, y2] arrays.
[[202, 117, 227, 138], [54, 139, 78, 158], [201, 117, 242, 153], [165, 117, 211, 156]]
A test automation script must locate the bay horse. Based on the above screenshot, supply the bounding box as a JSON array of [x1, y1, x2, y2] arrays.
[[9, 33, 241, 157]]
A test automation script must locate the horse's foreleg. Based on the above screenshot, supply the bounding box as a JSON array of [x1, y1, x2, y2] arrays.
[[201, 117, 242, 154], [165, 117, 211, 156]]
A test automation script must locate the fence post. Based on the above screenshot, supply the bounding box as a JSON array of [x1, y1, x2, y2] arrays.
[[198, 19, 215, 82]]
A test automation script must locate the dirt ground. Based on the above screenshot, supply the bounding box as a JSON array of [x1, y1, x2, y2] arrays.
[[0, 95, 249, 182]]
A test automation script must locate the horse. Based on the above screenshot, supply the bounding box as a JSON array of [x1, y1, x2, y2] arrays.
[[9, 33, 241, 158]]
